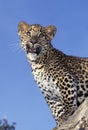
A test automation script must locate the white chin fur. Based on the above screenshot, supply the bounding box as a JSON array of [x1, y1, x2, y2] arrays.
[[27, 53, 37, 61]]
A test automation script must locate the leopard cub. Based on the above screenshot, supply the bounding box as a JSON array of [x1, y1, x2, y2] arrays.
[[18, 21, 88, 126]]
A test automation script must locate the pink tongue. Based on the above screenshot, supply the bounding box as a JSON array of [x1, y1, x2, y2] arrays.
[[30, 47, 36, 53]]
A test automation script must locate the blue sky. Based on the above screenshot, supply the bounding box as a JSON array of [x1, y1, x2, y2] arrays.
[[0, 0, 88, 130]]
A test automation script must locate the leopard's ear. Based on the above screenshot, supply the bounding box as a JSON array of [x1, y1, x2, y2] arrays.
[[45, 25, 57, 40], [18, 21, 29, 35]]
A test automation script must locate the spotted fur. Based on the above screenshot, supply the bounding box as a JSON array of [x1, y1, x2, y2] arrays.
[[18, 21, 88, 126]]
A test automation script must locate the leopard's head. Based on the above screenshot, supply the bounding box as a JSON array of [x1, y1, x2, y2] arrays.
[[18, 21, 56, 61]]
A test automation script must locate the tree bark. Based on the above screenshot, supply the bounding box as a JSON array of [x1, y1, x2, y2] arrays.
[[53, 98, 88, 130]]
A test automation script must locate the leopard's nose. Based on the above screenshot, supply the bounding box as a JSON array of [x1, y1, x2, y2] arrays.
[[30, 37, 38, 44]]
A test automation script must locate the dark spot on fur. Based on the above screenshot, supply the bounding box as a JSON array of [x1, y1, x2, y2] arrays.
[[85, 80, 88, 84], [85, 93, 88, 97], [67, 84, 70, 88], [77, 86, 79, 90], [65, 78, 68, 82], [71, 97, 74, 101], [68, 90, 71, 94], [81, 85, 86, 91], [78, 91, 83, 97]]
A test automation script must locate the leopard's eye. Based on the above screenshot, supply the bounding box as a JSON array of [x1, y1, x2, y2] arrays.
[[39, 33, 44, 38], [26, 31, 31, 36]]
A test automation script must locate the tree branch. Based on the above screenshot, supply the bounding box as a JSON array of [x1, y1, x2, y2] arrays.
[[53, 98, 88, 130]]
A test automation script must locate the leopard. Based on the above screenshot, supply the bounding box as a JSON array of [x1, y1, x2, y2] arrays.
[[18, 21, 88, 127]]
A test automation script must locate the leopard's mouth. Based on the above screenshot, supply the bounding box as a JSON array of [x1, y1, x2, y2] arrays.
[[26, 43, 42, 55]]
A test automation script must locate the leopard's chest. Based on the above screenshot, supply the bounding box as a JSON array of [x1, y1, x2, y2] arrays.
[[31, 63, 61, 99]]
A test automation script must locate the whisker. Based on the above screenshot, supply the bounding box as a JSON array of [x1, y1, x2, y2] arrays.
[[9, 41, 23, 53]]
